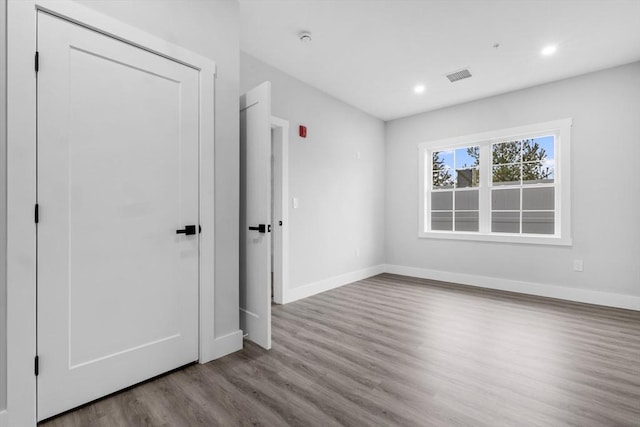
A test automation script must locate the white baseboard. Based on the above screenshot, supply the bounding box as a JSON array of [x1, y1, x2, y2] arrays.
[[384, 264, 640, 311], [284, 264, 385, 304], [0, 410, 7, 427], [204, 330, 243, 362]]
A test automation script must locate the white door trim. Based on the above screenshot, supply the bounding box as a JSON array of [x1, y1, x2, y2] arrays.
[[7, 1, 216, 425], [270, 116, 290, 305]]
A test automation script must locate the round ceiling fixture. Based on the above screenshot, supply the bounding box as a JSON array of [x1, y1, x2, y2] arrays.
[[541, 44, 557, 56], [298, 31, 312, 42]]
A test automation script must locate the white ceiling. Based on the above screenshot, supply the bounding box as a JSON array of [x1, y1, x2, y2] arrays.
[[239, 0, 640, 121]]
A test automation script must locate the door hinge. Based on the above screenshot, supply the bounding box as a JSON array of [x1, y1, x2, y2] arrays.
[[35, 51, 39, 73], [35, 355, 39, 376], [35, 204, 39, 223]]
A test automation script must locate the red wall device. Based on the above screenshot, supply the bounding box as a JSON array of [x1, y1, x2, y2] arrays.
[[299, 125, 307, 138]]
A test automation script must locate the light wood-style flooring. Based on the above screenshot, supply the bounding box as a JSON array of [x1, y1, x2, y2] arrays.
[[41, 273, 640, 426]]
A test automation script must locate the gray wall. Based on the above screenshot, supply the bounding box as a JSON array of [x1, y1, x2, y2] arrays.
[[1, 0, 6, 412], [240, 52, 385, 290], [385, 62, 640, 297], [73, 0, 240, 338]]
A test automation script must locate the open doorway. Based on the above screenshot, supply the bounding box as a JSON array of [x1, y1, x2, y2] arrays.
[[270, 116, 289, 305]]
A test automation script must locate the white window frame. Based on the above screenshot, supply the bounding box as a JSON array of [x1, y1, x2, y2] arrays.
[[418, 119, 572, 246]]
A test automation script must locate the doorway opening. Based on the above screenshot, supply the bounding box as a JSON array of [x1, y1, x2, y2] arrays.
[[270, 116, 289, 305]]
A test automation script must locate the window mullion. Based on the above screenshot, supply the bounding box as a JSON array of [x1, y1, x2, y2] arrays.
[[478, 144, 491, 233]]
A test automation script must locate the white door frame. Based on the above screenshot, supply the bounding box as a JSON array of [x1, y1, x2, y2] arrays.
[[270, 116, 289, 305], [6, 1, 216, 425]]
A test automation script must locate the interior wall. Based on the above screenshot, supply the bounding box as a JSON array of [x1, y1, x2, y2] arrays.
[[72, 0, 240, 339], [385, 62, 640, 298], [240, 52, 385, 292], [1, 0, 7, 413]]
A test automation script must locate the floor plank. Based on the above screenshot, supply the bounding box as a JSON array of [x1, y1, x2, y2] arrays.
[[40, 273, 640, 426]]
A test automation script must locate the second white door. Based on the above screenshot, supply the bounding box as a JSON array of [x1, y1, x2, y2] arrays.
[[240, 82, 272, 350]]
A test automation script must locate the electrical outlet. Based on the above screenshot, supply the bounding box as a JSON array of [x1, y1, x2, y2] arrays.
[[292, 197, 299, 209], [573, 259, 584, 272], [356, 248, 360, 257]]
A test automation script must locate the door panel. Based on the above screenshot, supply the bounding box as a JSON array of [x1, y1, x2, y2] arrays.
[[240, 82, 272, 350], [37, 12, 199, 420]]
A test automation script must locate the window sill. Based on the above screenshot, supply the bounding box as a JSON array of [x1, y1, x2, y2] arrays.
[[419, 230, 572, 246]]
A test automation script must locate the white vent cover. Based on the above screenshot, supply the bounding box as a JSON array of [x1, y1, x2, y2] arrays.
[[445, 68, 472, 82]]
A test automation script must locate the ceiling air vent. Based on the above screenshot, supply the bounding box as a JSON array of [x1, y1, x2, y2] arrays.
[[445, 68, 472, 83]]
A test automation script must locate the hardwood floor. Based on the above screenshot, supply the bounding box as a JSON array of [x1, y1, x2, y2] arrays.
[[41, 273, 640, 426]]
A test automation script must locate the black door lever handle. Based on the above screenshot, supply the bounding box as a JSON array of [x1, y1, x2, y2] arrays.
[[248, 224, 267, 233], [176, 225, 197, 235]]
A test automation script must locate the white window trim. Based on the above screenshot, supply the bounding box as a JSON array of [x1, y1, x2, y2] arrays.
[[418, 118, 572, 246]]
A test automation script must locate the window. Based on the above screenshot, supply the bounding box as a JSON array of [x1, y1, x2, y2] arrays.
[[419, 119, 572, 245], [431, 146, 480, 232], [491, 137, 555, 234]]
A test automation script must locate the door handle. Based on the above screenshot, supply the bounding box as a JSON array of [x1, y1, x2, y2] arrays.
[[248, 224, 271, 233], [176, 225, 197, 235], [249, 224, 266, 233]]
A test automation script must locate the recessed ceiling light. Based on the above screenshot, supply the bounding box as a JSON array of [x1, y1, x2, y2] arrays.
[[541, 44, 557, 56], [414, 84, 426, 94]]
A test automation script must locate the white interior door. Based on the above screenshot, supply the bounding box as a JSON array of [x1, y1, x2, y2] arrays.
[[37, 12, 199, 420], [240, 82, 272, 350]]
